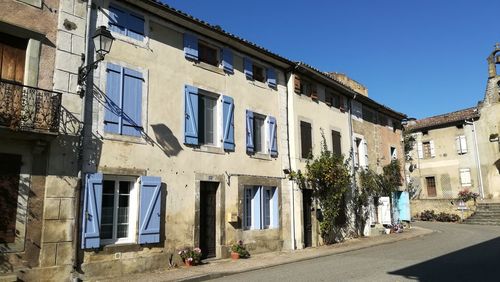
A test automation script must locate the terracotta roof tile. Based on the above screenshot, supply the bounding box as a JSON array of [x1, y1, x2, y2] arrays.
[[408, 107, 480, 131]]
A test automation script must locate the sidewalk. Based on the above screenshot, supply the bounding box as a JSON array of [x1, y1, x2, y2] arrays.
[[99, 226, 433, 282]]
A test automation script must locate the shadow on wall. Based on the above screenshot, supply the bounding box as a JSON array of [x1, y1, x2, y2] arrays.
[[388, 236, 500, 281], [91, 84, 182, 157]]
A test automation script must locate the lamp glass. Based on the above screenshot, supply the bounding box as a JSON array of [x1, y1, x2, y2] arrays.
[[93, 26, 114, 57]]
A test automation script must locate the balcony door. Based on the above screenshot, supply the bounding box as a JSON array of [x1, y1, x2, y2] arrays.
[[0, 32, 27, 83]]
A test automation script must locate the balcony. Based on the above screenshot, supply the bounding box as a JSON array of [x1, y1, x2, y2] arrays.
[[0, 79, 61, 134]]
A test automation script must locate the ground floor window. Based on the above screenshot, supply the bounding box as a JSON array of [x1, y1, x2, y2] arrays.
[[0, 153, 22, 243], [243, 186, 279, 230], [426, 176, 437, 197]]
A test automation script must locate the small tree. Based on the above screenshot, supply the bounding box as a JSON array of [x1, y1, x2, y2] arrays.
[[289, 135, 352, 244]]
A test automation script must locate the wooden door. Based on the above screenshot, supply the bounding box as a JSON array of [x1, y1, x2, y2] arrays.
[[426, 177, 437, 197], [0, 153, 22, 243], [303, 189, 313, 248], [200, 181, 218, 259]]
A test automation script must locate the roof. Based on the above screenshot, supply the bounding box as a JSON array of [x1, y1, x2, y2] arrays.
[[407, 107, 480, 131], [135, 0, 406, 119]]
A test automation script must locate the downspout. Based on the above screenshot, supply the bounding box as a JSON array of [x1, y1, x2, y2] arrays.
[[348, 93, 357, 192], [286, 66, 299, 250], [72, 0, 93, 278], [466, 119, 484, 199]]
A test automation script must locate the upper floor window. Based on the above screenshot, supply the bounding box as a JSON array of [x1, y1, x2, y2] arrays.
[[184, 85, 235, 151], [198, 41, 219, 66], [456, 135, 468, 154], [459, 168, 472, 187], [246, 110, 278, 157], [417, 140, 435, 159], [104, 63, 144, 137], [300, 121, 312, 159], [0, 33, 27, 83], [390, 146, 397, 160], [326, 92, 344, 110], [244, 57, 277, 88], [108, 5, 145, 41], [331, 130, 342, 157]]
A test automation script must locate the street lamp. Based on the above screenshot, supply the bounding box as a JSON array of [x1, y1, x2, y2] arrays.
[[77, 26, 115, 96]]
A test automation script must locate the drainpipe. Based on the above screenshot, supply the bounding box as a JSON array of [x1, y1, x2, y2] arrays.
[[286, 67, 298, 250], [72, 0, 94, 279], [348, 93, 357, 192], [465, 119, 484, 200]]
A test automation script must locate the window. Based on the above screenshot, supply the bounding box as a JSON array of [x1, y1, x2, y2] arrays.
[[104, 64, 144, 137], [252, 64, 265, 83], [101, 179, 137, 244], [81, 174, 162, 248], [351, 101, 363, 119], [0, 153, 22, 244], [198, 94, 217, 145], [246, 111, 278, 156], [0, 33, 27, 83], [184, 85, 235, 151], [326, 92, 344, 110], [198, 42, 218, 66], [460, 168, 472, 187], [108, 5, 145, 41], [418, 141, 435, 159], [354, 137, 368, 168], [332, 130, 342, 157], [363, 106, 377, 123], [456, 135, 468, 154], [300, 80, 317, 98], [426, 177, 437, 197], [243, 186, 279, 230], [300, 121, 312, 159], [390, 146, 397, 160], [243, 57, 276, 88], [253, 114, 266, 153]]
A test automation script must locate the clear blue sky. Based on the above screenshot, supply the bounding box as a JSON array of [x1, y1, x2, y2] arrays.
[[161, 0, 499, 119]]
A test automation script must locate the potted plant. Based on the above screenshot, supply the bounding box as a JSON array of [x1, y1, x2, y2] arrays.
[[178, 247, 202, 266], [230, 240, 250, 260], [458, 189, 480, 203]]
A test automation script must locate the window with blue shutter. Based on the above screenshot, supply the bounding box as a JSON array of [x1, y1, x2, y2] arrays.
[[246, 110, 254, 153], [81, 173, 103, 249], [104, 63, 143, 137], [243, 186, 279, 230], [222, 95, 235, 151], [222, 47, 233, 73], [184, 33, 199, 60], [268, 116, 278, 157], [108, 5, 145, 41], [244, 57, 253, 79], [138, 176, 162, 244], [184, 85, 199, 145], [266, 68, 277, 88]]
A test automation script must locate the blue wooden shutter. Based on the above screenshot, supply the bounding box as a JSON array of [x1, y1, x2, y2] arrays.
[[222, 95, 235, 151], [246, 110, 254, 153], [184, 85, 199, 145], [138, 176, 162, 244], [121, 67, 143, 136], [81, 173, 103, 249], [251, 187, 261, 229], [268, 116, 278, 157], [266, 68, 277, 88], [244, 57, 253, 79], [271, 188, 279, 228], [184, 33, 198, 60], [108, 5, 127, 36], [127, 13, 145, 41], [222, 47, 233, 73], [104, 64, 122, 134], [398, 191, 410, 221]]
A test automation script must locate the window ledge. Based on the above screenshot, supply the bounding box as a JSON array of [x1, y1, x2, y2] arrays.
[[248, 80, 271, 90], [194, 62, 225, 75], [250, 152, 272, 161], [193, 145, 225, 155], [102, 131, 147, 145], [112, 32, 148, 49]]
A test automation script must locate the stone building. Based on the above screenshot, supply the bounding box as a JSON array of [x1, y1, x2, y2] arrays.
[[407, 45, 500, 216], [0, 0, 408, 280]]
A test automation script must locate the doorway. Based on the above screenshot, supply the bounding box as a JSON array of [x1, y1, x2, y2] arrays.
[[199, 181, 218, 259], [302, 189, 313, 248]]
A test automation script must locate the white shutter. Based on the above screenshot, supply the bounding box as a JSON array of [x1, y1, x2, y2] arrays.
[[353, 138, 359, 167], [364, 140, 369, 168], [460, 168, 471, 187], [460, 136, 467, 154], [429, 140, 435, 158], [417, 142, 423, 159], [455, 136, 461, 154]]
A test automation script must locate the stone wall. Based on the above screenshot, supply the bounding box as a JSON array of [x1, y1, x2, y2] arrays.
[[411, 199, 476, 219]]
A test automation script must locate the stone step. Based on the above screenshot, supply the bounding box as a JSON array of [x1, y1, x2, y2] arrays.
[[463, 221, 500, 226], [468, 214, 500, 218], [0, 274, 17, 282]]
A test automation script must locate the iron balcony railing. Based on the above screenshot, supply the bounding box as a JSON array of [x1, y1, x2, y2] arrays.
[[0, 79, 62, 134]]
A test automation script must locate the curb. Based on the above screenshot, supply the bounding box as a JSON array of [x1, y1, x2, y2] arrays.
[[177, 227, 435, 282]]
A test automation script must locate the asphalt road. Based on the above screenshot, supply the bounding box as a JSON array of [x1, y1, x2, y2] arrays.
[[209, 222, 500, 282]]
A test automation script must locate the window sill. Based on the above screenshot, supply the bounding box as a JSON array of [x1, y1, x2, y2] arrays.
[[111, 32, 148, 49], [249, 152, 272, 161], [102, 131, 146, 145], [194, 62, 226, 75], [248, 79, 272, 90], [193, 145, 225, 155]]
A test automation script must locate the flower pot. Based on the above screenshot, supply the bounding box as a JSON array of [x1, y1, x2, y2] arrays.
[[185, 260, 194, 267], [231, 252, 240, 260]]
